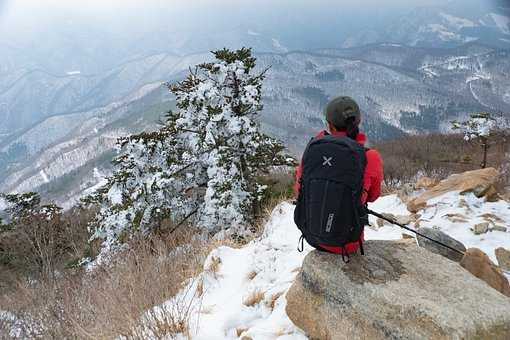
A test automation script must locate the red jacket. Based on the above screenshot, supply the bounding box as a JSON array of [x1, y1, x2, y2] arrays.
[[294, 130, 384, 254]]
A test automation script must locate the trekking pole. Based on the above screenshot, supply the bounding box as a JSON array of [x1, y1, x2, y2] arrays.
[[366, 209, 466, 256]]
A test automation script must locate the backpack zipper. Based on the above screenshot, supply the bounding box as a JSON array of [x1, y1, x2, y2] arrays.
[[320, 181, 330, 233]]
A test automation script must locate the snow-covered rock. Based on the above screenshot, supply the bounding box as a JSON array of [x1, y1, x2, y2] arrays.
[[407, 167, 499, 212]]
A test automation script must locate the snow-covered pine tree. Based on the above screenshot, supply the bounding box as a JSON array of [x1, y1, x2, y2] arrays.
[[0, 192, 62, 226], [85, 48, 294, 251], [452, 112, 497, 168]]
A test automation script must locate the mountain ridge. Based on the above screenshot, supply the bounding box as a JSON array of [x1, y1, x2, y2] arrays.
[[1, 42, 509, 205]]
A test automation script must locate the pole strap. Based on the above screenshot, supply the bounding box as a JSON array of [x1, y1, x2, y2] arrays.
[[367, 209, 465, 256]]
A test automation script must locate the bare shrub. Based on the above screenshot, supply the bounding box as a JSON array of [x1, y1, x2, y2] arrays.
[[0, 227, 222, 339], [246, 270, 258, 281], [134, 281, 201, 339], [266, 291, 284, 311], [250, 169, 296, 236], [205, 256, 222, 277], [495, 152, 510, 197], [0, 206, 92, 283], [375, 131, 510, 191], [243, 290, 265, 307], [236, 327, 249, 337], [257, 170, 295, 211], [0, 170, 291, 339]]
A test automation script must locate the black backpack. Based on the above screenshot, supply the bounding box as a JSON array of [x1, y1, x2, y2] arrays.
[[294, 134, 368, 258]]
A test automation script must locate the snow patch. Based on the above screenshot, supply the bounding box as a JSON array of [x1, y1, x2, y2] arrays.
[[439, 12, 476, 30], [422, 191, 510, 264], [106, 185, 123, 205], [0, 197, 6, 212], [468, 80, 491, 108], [489, 13, 510, 35], [82, 167, 108, 199], [426, 24, 461, 41], [464, 36, 479, 43], [40, 169, 50, 183], [146, 202, 310, 339], [420, 66, 439, 78], [146, 192, 510, 337], [0, 311, 23, 338], [271, 38, 288, 53], [503, 91, 510, 104]]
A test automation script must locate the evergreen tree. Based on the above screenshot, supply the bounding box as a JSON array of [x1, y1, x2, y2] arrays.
[[0, 192, 62, 227], [452, 112, 497, 168], [85, 48, 294, 251]]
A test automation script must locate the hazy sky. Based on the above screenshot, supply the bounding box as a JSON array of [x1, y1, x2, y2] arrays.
[[0, 0, 455, 34], [0, 0, 502, 68], [0, 0, 455, 26]]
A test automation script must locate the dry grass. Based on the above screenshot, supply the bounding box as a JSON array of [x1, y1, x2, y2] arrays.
[[196, 278, 205, 298], [0, 169, 297, 339], [291, 267, 301, 273], [205, 256, 222, 278], [252, 170, 296, 234], [236, 327, 249, 337], [242, 290, 265, 307], [274, 328, 292, 337], [0, 207, 93, 286], [0, 227, 220, 339], [246, 270, 258, 281], [266, 292, 284, 311]]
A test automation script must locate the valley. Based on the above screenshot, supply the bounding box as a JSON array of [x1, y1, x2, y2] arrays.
[[1, 42, 509, 206]]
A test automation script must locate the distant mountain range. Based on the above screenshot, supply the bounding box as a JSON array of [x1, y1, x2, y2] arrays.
[[342, 2, 510, 49], [2, 0, 508, 137], [0, 1, 509, 205]]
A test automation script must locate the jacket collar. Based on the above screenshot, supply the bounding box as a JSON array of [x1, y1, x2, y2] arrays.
[[318, 130, 367, 146]]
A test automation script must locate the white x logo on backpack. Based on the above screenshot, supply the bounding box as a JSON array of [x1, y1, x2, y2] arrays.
[[322, 156, 333, 167]]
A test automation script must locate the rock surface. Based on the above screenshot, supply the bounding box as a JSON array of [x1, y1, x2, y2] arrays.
[[286, 240, 510, 340], [407, 168, 499, 213], [473, 222, 490, 235], [395, 215, 413, 225], [460, 248, 510, 297], [473, 184, 500, 202], [496, 247, 510, 271], [415, 176, 439, 190], [491, 225, 508, 232], [416, 227, 466, 262]]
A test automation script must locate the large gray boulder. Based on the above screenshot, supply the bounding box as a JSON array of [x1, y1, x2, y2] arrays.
[[286, 240, 510, 340]]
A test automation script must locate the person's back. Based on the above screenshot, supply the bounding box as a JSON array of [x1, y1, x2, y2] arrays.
[[293, 96, 383, 258]]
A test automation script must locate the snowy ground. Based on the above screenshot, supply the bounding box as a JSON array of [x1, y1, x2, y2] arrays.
[[3, 192, 509, 339], [146, 191, 510, 339]]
